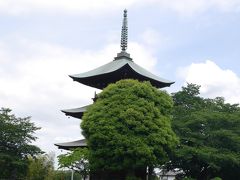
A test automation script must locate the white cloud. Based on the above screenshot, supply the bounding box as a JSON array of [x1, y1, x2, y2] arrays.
[[141, 29, 161, 46], [150, 0, 240, 16], [0, 37, 158, 163], [178, 60, 240, 104], [0, 0, 139, 15], [0, 0, 240, 15]]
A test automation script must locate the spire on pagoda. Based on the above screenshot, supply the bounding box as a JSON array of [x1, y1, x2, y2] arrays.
[[115, 9, 131, 60], [121, 9, 128, 52]]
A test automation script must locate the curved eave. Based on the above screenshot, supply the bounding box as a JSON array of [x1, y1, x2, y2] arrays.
[[54, 139, 87, 150], [70, 58, 174, 89], [129, 61, 174, 86], [70, 59, 128, 78], [61, 105, 90, 119]]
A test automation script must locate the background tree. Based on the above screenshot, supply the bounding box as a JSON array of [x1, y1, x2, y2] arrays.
[[26, 153, 55, 180], [0, 108, 42, 179], [53, 170, 82, 180], [81, 79, 178, 179], [58, 148, 89, 180], [170, 84, 240, 180]]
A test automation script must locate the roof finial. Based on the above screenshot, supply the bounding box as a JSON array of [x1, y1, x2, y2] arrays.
[[114, 9, 132, 61], [121, 9, 128, 52]]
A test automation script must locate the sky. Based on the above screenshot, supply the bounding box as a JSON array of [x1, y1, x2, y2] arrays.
[[1, 0, 240, 166]]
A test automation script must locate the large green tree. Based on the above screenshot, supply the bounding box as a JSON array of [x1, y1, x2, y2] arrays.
[[0, 108, 42, 179], [81, 79, 178, 179], [170, 84, 240, 180]]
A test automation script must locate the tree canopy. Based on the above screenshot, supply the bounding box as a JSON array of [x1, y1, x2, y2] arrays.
[[0, 108, 42, 179], [81, 79, 178, 179], [171, 84, 240, 180], [27, 153, 55, 180], [58, 82, 240, 180], [58, 148, 89, 180]]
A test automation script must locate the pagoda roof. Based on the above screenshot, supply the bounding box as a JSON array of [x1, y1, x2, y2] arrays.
[[70, 55, 174, 89], [62, 105, 90, 119], [55, 139, 87, 150], [69, 10, 174, 89]]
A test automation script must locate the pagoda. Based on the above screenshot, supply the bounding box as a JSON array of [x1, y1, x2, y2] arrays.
[[55, 9, 174, 150]]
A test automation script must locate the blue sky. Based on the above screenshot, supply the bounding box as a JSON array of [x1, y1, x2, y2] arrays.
[[0, 0, 240, 165]]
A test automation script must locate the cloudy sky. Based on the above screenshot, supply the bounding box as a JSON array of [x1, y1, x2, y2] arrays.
[[1, 0, 240, 165]]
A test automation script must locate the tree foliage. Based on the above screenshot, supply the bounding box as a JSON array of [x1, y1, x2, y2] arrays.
[[81, 79, 178, 179], [26, 153, 55, 180], [53, 170, 82, 180], [0, 108, 42, 179], [58, 148, 89, 179], [171, 83, 240, 180]]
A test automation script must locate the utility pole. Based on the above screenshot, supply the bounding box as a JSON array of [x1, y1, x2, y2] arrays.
[[71, 169, 74, 180]]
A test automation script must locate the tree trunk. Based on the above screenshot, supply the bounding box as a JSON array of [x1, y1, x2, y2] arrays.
[[197, 167, 211, 180]]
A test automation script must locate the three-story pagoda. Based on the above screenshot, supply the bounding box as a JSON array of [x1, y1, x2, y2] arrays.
[[55, 10, 174, 150]]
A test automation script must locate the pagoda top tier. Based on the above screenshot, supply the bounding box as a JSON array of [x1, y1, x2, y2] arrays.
[[70, 10, 174, 89]]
